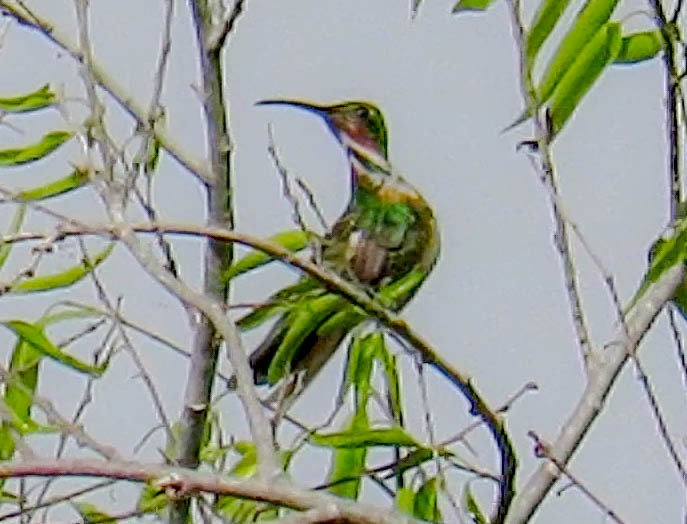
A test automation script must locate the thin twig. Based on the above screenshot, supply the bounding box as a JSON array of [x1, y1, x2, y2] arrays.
[[527, 432, 626, 524]]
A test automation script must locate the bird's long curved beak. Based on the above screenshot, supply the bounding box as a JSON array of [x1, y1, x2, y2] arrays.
[[256, 99, 329, 119]]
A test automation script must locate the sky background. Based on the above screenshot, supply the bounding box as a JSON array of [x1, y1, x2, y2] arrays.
[[0, 0, 682, 522]]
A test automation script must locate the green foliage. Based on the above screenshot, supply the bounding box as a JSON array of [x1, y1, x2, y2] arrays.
[[0, 84, 56, 113], [222, 229, 310, 282], [2, 320, 109, 377], [526, 0, 574, 62], [0, 205, 26, 271], [73, 502, 115, 524], [614, 30, 665, 64], [463, 485, 488, 523], [6, 244, 114, 294], [535, 0, 620, 104], [0, 131, 72, 166], [311, 426, 420, 448], [548, 23, 622, 136], [17, 168, 90, 201], [452, 0, 494, 13], [326, 410, 369, 499], [267, 293, 346, 384], [396, 477, 442, 523]]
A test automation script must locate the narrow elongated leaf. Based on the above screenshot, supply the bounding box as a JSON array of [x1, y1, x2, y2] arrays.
[[4, 338, 41, 433], [378, 269, 426, 308], [327, 410, 369, 499], [396, 487, 416, 516], [549, 23, 622, 136], [414, 477, 441, 523], [0, 131, 72, 166], [312, 426, 419, 449], [452, 0, 493, 13], [9, 243, 114, 294], [526, 0, 573, 62], [345, 332, 379, 408], [0, 84, 55, 113], [0, 204, 26, 270], [74, 503, 115, 524], [2, 320, 106, 376], [463, 486, 488, 524], [267, 294, 344, 384], [222, 230, 309, 282], [537, 0, 620, 104], [377, 340, 403, 425], [614, 30, 664, 64], [17, 168, 89, 201]]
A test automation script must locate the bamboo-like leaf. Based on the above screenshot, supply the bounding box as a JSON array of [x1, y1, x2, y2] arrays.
[[634, 213, 687, 311], [0, 131, 72, 166], [267, 294, 344, 384], [526, 0, 574, 62], [137, 485, 168, 514], [614, 30, 664, 64], [236, 302, 288, 331], [2, 320, 106, 377], [377, 339, 403, 425], [378, 269, 426, 308], [8, 243, 114, 294], [537, 0, 620, 104], [549, 23, 622, 136], [452, 0, 494, 13], [17, 168, 89, 201], [311, 426, 419, 449], [0, 204, 26, 270], [414, 477, 441, 523], [222, 230, 309, 282], [396, 487, 416, 516], [74, 503, 115, 524], [463, 485, 488, 524], [327, 410, 369, 499], [4, 338, 41, 433], [0, 84, 55, 113], [345, 332, 379, 408]]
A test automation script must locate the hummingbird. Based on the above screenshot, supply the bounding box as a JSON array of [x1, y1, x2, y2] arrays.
[[233, 100, 440, 392]]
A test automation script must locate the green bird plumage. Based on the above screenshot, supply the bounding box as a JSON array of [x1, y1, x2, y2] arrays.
[[235, 100, 440, 389]]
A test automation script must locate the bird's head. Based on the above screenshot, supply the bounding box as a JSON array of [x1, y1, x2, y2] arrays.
[[257, 99, 389, 163]]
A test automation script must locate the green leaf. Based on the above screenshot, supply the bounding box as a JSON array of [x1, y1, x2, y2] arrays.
[[137, 485, 168, 514], [229, 441, 258, 478], [4, 338, 41, 433], [311, 426, 420, 449], [327, 411, 369, 499], [634, 213, 687, 310], [396, 487, 416, 516], [345, 332, 380, 408], [2, 320, 106, 377], [0, 84, 55, 113], [267, 293, 344, 384], [378, 269, 426, 308], [613, 30, 664, 64], [463, 485, 488, 524], [223, 230, 309, 282], [414, 477, 441, 523], [8, 243, 114, 294], [526, 0, 574, 62], [377, 339, 403, 425], [452, 0, 494, 13], [74, 502, 115, 524], [17, 168, 89, 201], [0, 131, 72, 167], [548, 23, 622, 136], [0, 204, 26, 270], [537, 0, 620, 104]]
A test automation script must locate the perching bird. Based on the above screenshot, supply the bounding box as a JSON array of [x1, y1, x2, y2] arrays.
[[234, 100, 440, 392]]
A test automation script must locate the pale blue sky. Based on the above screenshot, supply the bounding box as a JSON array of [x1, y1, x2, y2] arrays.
[[0, 0, 681, 521]]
